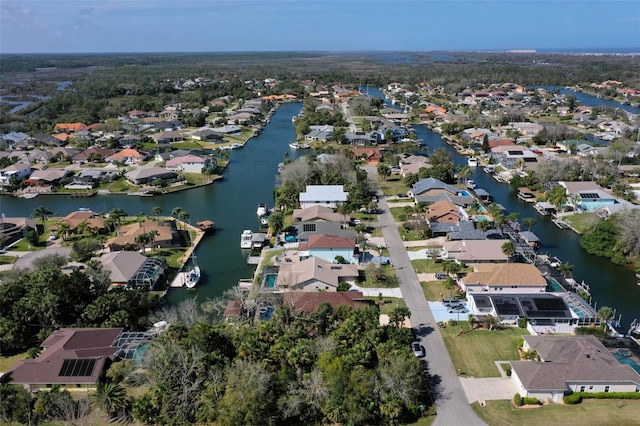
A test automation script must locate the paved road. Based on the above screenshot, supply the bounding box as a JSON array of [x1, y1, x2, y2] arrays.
[[366, 167, 486, 426]]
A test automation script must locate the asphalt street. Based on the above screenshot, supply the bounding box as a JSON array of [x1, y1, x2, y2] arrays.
[[367, 167, 486, 426]]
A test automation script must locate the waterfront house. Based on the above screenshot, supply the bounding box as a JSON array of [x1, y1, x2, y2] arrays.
[[125, 167, 177, 185], [441, 239, 510, 263], [414, 192, 475, 208], [296, 221, 356, 243], [3, 327, 123, 392], [299, 185, 348, 209], [410, 177, 459, 198], [293, 205, 347, 223], [276, 256, 359, 292], [24, 168, 73, 187], [191, 128, 223, 142], [72, 147, 117, 164], [345, 130, 381, 146], [460, 263, 546, 294], [166, 154, 211, 173], [426, 200, 461, 223], [53, 210, 106, 234], [298, 234, 358, 264], [490, 145, 539, 170], [0, 162, 32, 186], [99, 250, 167, 290], [510, 335, 640, 403], [304, 125, 334, 142], [0, 216, 37, 246], [399, 154, 431, 177], [106, 220, 178, 251]]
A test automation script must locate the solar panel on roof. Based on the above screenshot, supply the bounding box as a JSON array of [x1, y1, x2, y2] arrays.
[[59, 359, 96, 377]]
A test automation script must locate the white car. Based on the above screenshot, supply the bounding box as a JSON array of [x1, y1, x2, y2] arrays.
[[411, 341, 426, 358]]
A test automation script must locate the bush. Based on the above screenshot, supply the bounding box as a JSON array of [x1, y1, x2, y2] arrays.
[[513, 393, 523, 407], [505, 367, 512, 377], [579, 391, 640, 400], [517, 337, 525, 348], [563, 393, 582, 404], [523, 397, 541, 405]]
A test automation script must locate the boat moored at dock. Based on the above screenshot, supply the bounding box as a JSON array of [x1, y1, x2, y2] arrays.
[[241, 230, 253, 249]]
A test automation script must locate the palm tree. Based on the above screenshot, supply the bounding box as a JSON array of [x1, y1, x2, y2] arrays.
[[57, 222, 71, 241], [522, 217, 536, 233], [135, 233, 151, 254], [31, 206, 54, 234], [598, 306, 614, 333], [268, 211, 285, 237], [109, 208, 127, 225], [501, 240, 516, 263], [152, 206, 162, 221], [456, 165, 472, 185], [477, 219, 492, 239], [557, 262, 574, 278], [171, 207, 184, 229], [92, 382, 130, 419]]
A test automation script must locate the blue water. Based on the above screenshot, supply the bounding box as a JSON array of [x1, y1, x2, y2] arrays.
[[613, 350, 640, 373], [475, 215, 491, 222], [532, 85, 640, 115], [546, 277, 565, 292], [459, 190, 471, 196], [265, 273, 277, 289]]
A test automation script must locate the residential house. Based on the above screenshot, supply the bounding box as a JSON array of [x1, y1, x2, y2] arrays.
[[298, 234, 358, 264], [293, 205, 346, 223], [410, 177, 459, 198], [106, 148, 147, 165], [415, 192, 475, 208], [460, 263, 547, 294], [350, 147, 382, 165], [345, 130, 381, 146], [52, 210, 106, 234], [0, 162, 32, 186], [276, 256, 359, 292], [1, 131, 30, 146], [151, 130, 184, 144], [490, 145, 539, 170], [53, 122, 88, 133], [426, 200, 461, 223], [24, 168, 73, 187], [120, 134, 142, 146], [0, 216, 37, 246], [441, 239, 510, 263], [558, 181, 621, 212], [3, 327, 123, 392], [100, 251, 167, 290], [191, 128, 223, 142], [210, 125, 242, 135], [166, 154, 211, 173], [125, 167, 177, 185], [72, 147, 117, 164], [106, 221, 175, 252], [304, 125, 334, 142], [510, 335, 640, 402], [299, 185, 348, 209], [65, 168, 117, 190], [399, 154, 431, 177]]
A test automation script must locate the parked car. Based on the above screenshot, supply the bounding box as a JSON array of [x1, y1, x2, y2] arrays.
[[449, 307, 469, 314], [442, 297, 458, 303], [411, 341, 426, 358], [435, 272, 448, 280], [397, 193, 409, 198]]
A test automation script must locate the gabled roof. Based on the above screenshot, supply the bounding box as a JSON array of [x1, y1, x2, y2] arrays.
[[125, 167, 176, 181], [292, 205, 344, 222], [299, 185, 348, 203], [166, 154, 207, 167], [302, 234, 355, 250], [277, 256, 358, 289], [511, 335, 640, 391], [427, 200, 460, 222], [444, 239, 510, 262], [106, 148, 146, 160], [411, 177, 459, 196], [100, 251, 149, 283]]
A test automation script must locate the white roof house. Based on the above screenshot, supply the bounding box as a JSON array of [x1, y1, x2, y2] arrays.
[[299, 185, 348, 209]]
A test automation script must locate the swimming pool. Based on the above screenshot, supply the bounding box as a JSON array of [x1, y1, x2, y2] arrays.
[[546, 277, 565, 292], [265, 273, 277, 289], [613, 350, 640, 373], [475, 215, 491, 222], [459, 190, 471, 196]]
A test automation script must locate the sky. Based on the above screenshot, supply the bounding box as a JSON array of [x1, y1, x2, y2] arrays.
[[1, 0, 639, 54]]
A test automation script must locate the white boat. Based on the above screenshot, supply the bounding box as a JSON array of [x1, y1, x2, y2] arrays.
[[185, 263, 201, 289], [468, 157, 478, 167], [256, 203, 269, 216], [483, 166, 494, 174], [229, 143, 242, 149], [241, 230, 253, 249], [466, 180, 476, 189], [289, 142, 310, 150]]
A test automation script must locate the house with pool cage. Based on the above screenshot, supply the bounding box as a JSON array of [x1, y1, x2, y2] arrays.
[[99, 251, 168, 290]]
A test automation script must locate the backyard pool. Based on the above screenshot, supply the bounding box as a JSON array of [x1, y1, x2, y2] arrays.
[[475, 215, 492, 222], [265, 273, 277, 289], [546, 277, 565, 292], [613, 349, 640, 373]]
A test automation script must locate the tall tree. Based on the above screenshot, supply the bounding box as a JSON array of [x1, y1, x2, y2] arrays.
[[152, 206, 163, 221], [31, 206, 54, 234], [501, 241, 516, 263], [268, 211, 285, 236]]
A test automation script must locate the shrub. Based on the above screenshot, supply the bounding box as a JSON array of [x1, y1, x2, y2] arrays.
[[517, 337, 524, 348], [505, 367, 512, 377], [518, 317, 528, 328], [563, 393, 582, 404], [579, 392, 640, 400], [523, 397, 541, 405], [513, 393, 523, 407]]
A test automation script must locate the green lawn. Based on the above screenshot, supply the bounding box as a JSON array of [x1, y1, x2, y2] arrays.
[[563, 213, 599, 234], [440, 323, 526, 377], [0, 255, 19, 265], [0, 352, 27, 372], [420, 280, 459, 302], [411, 259, 443, 274], [364, 296, 407, 315], [472, 399, 640, 426]]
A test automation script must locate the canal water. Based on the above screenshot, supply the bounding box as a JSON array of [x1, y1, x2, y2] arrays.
[[366, 86, 640, 329], [0, 102, 305, 305]]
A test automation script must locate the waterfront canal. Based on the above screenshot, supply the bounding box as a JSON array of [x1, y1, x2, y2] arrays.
[[0, 102, 305, 306]]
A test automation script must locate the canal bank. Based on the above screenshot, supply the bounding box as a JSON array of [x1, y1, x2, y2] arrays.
[[364, 85, 640, 329], [0, 102, 305, 306]]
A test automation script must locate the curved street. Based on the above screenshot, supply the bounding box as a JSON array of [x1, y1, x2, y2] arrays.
[[365, 166, 486, 426]]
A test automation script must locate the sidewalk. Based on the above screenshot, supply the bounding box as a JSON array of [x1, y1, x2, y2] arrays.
[[349, 283, 403, 298]]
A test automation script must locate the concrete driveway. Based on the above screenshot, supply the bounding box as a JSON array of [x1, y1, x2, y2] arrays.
[[460, 377, 520, 404]]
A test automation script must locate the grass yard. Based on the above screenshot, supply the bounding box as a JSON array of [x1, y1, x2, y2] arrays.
[[563, 212, 599, 234], [0, 352, 27, 372], [440, 322, 526, 377], [472, 399, 640, 426], [411, 259, 444, 274], [0, 254, 19, 265], [420, 280, 460, 302], [365, 296, 407, 315]]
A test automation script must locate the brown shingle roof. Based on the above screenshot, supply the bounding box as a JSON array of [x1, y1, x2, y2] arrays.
[[464, 263, 546, 286]]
